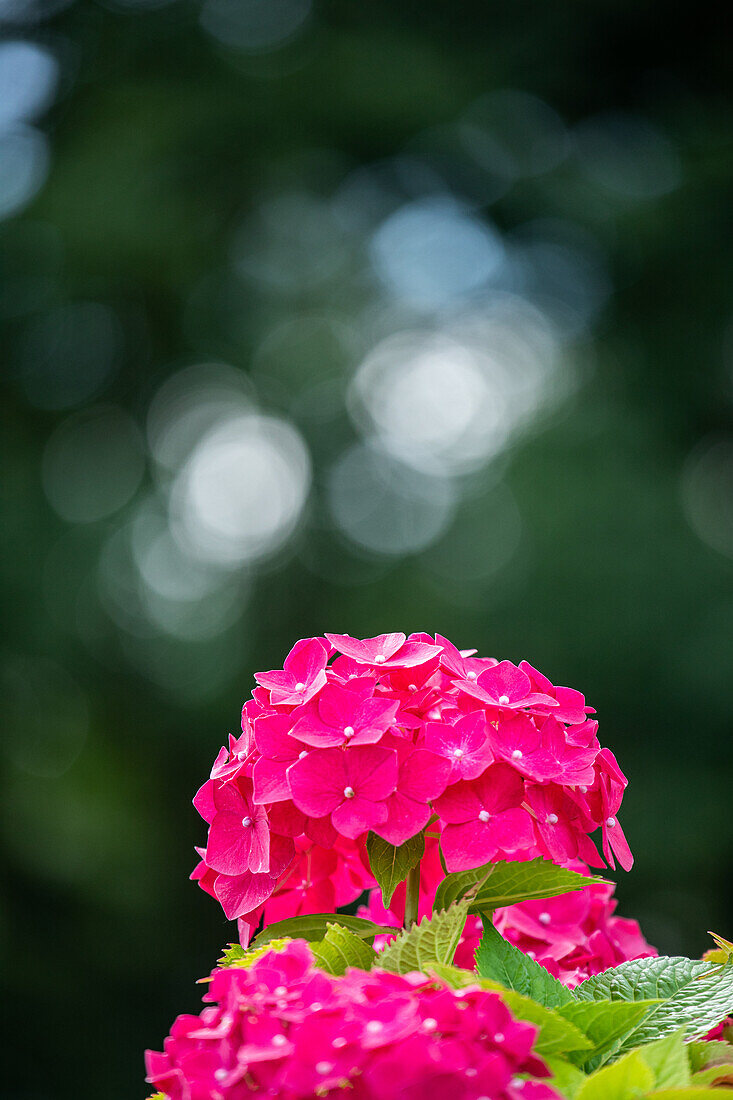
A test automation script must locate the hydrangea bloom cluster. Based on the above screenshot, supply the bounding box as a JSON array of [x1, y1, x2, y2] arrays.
[[361, 845, 656, 983], [192, 633, 633, 942], [145, 941, 562, 1100]]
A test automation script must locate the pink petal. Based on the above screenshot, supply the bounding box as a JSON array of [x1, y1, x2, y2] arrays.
[[331, 795, 388, 839], [486, 807, 536, 851], [206, 809, 270, 876], [398, 749, 451, 802], [325, 632, 406, 664], [254, 713, 301, 760], [379, 640, 443, 669], [193, 779, 216, 824], [434, 779, 482, 824], [214, 870, 275, 920], [252, 755, 291, 804], [375, 792, 431, 846], [344, 745, 399, 801], [283, 637, 329, 682], [474, 762, 526, 814], [477, 660, 532, 703], [440, 820, 499, 871], [287, 748, 346, 817], [605, 818, 633, 871]]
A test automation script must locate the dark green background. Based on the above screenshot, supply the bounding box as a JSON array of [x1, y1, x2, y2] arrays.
[[2, 2, 732, 1096]]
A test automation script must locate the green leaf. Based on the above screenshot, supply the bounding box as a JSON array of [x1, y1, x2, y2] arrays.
[[558, 1000, 659, 1069], [690, 1065, 733, 1087], [435, 857, 608, 914], [378, 898, 470, 974], [650, 1091, 733, 1098], [310, 923, 377, 976], [251, 913, 395, 947], [687, 1040, 733, 1073], [216, 937, 292, 969], [637, 1030, 691, 1089], [574, 1049, 655, 1100], [366, 830, 425, 908], [544, 1056, 588, 1099], [687, 1039, 733, 1074], [573, 956, 733, 1046], [474, 915, 573, 1007]]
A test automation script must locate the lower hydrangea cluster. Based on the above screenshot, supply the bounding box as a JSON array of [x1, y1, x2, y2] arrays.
[[145, 941, 562, 1100], [192, 633, 633, 943], [361, 844, 656, 983]]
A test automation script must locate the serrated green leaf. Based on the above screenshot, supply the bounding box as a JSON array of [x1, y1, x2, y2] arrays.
[[378, 898, 470, 974], [366, 830, 425, 908], [216, 937, 292, 969], [544, 1056, 588, 1099], [310, 922, 377, 976], [574, 1049, 654, 1100], [637, 1029, 691, 1089], [435, 857, 608, 914], [475, 915, 573, 1007], [559, 1000, 659, 1069], [251, 913, 394, 947], [573, 956, 733, 1046], [687, 1039, 733, 1074]]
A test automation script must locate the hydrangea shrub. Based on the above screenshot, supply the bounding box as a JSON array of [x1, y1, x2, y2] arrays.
[[148, 633, 733, 1100]]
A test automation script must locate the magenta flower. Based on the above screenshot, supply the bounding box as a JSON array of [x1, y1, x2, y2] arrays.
[[205, 779, 270, 876], [288, 744, 398, 839], [435, 763, 535, 871], [424, 711, 495, 781], [326, 631, 442, 670], [254, 637, 329, 705], [146, 942, 561, 1100], [251, 713, 307, 804], [193, 632, 633, 930], [459, 659, 557, 712], [291, 681, 399, 747], [377, 745, 452, 845]]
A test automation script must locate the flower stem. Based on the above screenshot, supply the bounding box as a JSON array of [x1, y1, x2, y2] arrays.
[[404, 862, 420, 929]]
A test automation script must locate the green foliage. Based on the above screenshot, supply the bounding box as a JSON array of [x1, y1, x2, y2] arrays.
[[434, 857, 606, 915], [636, 1030, 691, 1089], [574, 1049, 654, 1099], [544, 1055, 589, 1098], [366, 830, 425, 908], [217, 938, 291, 969], [474, 916, 574, 1007], [574, 956, 733, 1045], [310, 922, 378, 975], [559, 999, 659, 1069], [378, 899, 470, 974], [251, 913, 394, 947], [687, 1041, 733, 1074]]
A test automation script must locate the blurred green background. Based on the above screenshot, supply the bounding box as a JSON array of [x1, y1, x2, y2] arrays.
[[2, 1, 732, 1095]]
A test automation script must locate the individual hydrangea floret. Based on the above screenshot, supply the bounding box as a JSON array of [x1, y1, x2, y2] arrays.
[[145, 941, 563, 1100], [191, 633, 633, 941]]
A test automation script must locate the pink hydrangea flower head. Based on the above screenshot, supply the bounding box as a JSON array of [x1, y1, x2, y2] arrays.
[[146, 942, 562, 1100], [193, 632, 633, 928]]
